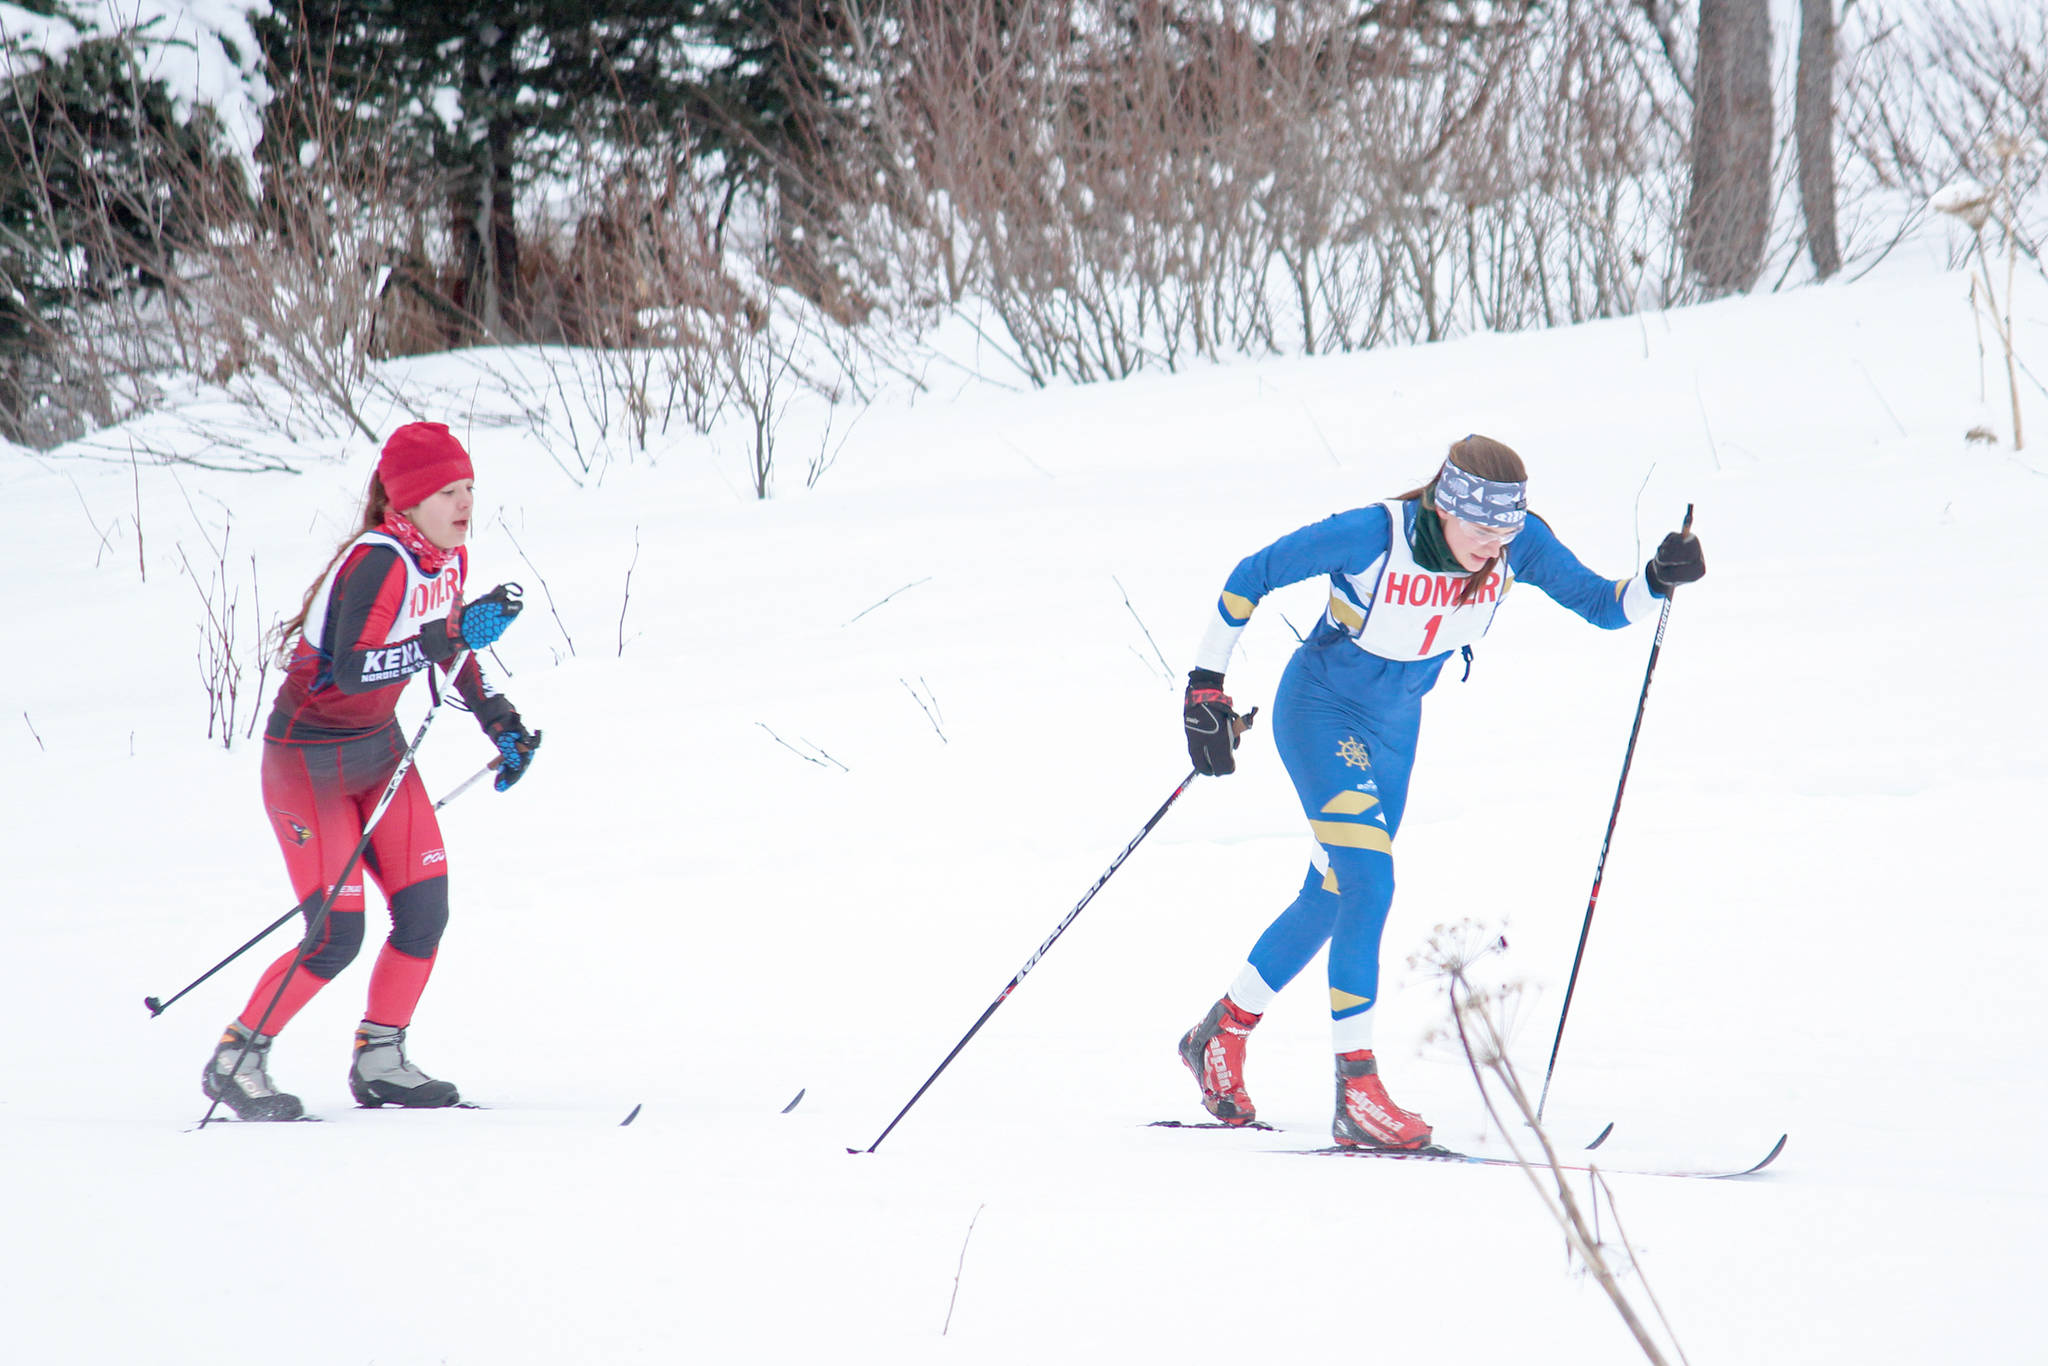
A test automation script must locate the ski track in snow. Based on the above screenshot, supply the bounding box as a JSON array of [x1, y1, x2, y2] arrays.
[[4, 259, 2045, 1363]]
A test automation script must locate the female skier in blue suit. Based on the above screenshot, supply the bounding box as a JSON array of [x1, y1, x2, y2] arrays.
[[1177, 434, 1704, 1148]]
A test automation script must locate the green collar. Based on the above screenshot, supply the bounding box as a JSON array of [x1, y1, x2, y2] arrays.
[[1410, 493, 1465, 574]]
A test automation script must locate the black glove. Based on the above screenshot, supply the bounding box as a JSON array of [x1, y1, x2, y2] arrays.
[[1645, 531, 1705, 597], [420, 583, 525, 663], [1184, 669, 1243, 776], [480, 702, 542, 792]]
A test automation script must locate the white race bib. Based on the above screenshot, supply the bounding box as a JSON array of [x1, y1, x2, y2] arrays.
[[300, 531, 467, 660], [1342, 502, 1508, 660]]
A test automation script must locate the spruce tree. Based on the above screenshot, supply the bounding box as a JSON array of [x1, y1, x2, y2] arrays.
[[257, 1, 725, 339], [0, 30, 235, 441], [256, 1, 878, 339]]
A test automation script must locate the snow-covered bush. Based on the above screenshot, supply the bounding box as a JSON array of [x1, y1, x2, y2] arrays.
[[0, 4, 258, 446]]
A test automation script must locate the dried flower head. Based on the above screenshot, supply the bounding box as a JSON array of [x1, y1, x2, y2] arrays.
[[1931, 176, 1994, 230]]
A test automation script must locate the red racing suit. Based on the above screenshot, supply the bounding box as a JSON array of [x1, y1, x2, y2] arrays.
[[238, 527, 513, 1036]]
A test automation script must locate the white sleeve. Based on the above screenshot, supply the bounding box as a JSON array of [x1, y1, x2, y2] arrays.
[[1620, 573, 1660, 624], [1194, 610, 1245, 675]]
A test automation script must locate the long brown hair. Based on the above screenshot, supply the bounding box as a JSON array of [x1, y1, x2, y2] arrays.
[[273, 472, 391, 662], [1396, 434, 1528, 606]]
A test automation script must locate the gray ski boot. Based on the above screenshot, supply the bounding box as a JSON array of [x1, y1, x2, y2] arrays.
[[349, 1021, 460, 1108], [201, 1022, 305, 1121]]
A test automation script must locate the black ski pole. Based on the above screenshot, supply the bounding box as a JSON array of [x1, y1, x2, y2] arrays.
[[1536, 506, 1693, 1122], [145, 755, 498, 1019], [849, 746, 1237, 1156], [194, 664, 464, 1127], [146, 902, 307, 1020]]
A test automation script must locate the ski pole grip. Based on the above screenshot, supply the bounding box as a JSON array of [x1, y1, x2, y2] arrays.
[[1231, 705, 1260, 740]]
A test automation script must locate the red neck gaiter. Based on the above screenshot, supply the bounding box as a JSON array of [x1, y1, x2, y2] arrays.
[[378, 513, 454, 577]]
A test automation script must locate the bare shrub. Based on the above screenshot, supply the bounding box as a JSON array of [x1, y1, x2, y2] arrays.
[[730, 309, 795, 499], [174, 511, 274, 748], [1838, 1, 2048, 271], [800, 0, 1699, 386], [551, 138, 758, 454], [428, 114, 862, 488]]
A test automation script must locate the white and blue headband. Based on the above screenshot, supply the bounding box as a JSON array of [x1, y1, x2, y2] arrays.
[[1435, 456, 1527, 530]]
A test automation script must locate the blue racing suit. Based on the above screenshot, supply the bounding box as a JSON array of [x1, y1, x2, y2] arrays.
[[1195, 499, 1661, 1037]]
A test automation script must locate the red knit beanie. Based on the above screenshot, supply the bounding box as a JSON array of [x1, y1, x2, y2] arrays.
[[378, 422, 474, 511]]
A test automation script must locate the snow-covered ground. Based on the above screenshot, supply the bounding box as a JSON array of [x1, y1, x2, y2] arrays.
[[5, 251, 2044, 1364]]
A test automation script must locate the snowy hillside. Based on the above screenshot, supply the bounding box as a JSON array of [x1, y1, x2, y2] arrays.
[[4, 251, 2045, 1365]]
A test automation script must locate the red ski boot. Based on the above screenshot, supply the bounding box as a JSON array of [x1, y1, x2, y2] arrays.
[[1332, 1049, 1432, 1150], [1178, 997, 1261, 1125]]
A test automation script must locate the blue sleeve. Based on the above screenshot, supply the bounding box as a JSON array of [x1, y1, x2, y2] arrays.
[[1219, 507, 1393, 621], [1504, 515, 1645, 630], [1195, 507, 1392, 673]]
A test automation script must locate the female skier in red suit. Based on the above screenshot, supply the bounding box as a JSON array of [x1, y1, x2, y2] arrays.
[[201, 423, 540, 1120]]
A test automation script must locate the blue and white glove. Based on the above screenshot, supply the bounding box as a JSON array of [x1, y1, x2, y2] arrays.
[[420, 583, 524, 662], [454, 583, 524, 650], [484, 708, 542, 792]]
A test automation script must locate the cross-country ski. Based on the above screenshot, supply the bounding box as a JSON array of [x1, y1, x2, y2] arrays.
[[1291, 1133, 1789, 1181]]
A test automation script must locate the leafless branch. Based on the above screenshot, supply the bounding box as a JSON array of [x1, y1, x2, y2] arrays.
[[901, 676, 947, 743], [617, 525, 641, 658], [65, 475, 115, 569], [844, 577, 932, 627], [128, 442, 146, 582], [941, 1203, 987, 1335], [1113, 575, 1174, 684], [756, 721, 851, 771], [499, 523, 577, 657]]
